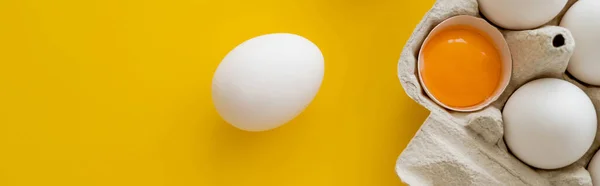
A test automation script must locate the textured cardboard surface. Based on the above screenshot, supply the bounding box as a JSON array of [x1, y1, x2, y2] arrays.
[[396, 0, 599, 185]]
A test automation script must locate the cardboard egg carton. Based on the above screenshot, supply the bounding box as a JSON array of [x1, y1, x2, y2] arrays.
[[396, 0, 600, 185]]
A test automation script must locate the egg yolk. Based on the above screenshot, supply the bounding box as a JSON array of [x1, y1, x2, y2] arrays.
[[421, 26, 502, 108]]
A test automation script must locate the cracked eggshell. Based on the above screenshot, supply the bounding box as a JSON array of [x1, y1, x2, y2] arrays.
[[417, 15, 512, 112]]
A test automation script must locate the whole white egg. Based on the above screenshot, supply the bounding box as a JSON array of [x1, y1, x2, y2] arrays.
[[503, 78, 597, 169], [479, 0, 568, 30], [588, 150, 600, 185], [212, 33, 324, 132], [560, 0, 600, 86]]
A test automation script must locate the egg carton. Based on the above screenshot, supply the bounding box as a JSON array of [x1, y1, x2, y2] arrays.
[[395, 0, 600, 185]]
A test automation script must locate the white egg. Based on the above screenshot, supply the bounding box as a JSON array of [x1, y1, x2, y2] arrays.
[[503, 78, 597, 169], [478, 0, 568, 30], [212, 33, 324, 132], [589, 150, 600, 186], [561, 0, 600, 86]]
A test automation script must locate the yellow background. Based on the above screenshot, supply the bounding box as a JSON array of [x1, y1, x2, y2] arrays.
[[0, 0, 433, 185]]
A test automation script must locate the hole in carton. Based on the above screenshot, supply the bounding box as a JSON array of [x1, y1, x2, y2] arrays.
[[553, 34, 565, 48]]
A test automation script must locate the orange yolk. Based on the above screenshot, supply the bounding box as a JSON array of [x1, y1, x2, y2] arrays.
[[421, 26, 502, 108]]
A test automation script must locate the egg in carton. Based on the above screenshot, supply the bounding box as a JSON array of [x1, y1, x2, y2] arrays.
[[395, 0, 600, 185]]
